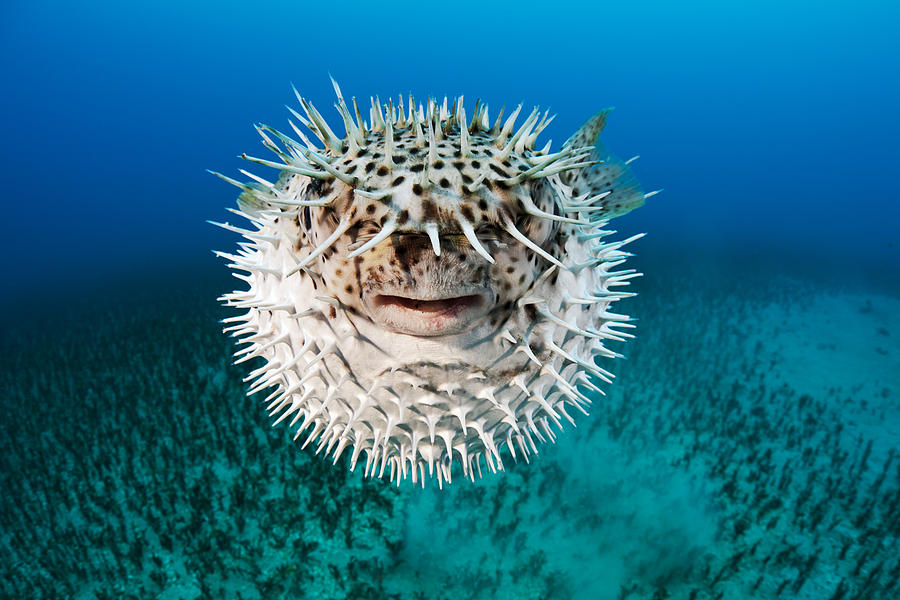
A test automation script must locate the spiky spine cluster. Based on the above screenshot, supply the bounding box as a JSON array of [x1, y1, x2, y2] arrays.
[[212, 80, 650, 487]]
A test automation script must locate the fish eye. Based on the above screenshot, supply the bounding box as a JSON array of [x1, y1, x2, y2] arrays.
[[347, 220, 381, 249], [475, 224, 503, 241]]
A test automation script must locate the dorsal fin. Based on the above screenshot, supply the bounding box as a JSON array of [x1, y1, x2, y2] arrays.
[[561, 110, 645, 219], [562, 109, 611, 151]]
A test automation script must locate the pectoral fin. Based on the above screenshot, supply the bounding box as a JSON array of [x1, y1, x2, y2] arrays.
[[561, 110, 647, 219]]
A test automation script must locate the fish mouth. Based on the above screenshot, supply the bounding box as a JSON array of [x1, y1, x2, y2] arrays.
[[363, 288, 494, 336]]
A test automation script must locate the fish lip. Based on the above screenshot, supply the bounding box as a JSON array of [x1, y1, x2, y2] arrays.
[[361, 285, 495, 337]]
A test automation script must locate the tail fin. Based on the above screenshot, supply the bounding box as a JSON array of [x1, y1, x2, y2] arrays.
[[560, 110, 645, 219]]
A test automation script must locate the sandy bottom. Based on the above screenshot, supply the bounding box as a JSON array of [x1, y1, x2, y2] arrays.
[[390, 274, 900, 600], [0, 266, 897, 599]]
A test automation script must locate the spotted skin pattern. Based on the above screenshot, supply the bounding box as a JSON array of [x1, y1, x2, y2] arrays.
[[212, 82, 651, 486]]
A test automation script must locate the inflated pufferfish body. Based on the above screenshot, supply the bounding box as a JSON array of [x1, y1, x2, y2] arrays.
[[212, 80, 652, 487]]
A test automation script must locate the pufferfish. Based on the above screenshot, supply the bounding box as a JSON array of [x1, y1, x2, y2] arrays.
[[211, 79, 653, 487]]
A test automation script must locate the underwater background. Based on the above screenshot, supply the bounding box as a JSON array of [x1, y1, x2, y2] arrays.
[[1, 1, 898, 598]]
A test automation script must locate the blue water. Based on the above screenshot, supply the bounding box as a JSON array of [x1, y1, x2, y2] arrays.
[[2, 0, 898, 297], [2, 1, 899, 599]]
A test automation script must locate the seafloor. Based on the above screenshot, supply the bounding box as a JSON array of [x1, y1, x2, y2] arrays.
[[1, 253, 898, 600]]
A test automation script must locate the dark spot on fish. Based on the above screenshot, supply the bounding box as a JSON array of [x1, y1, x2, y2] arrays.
[[307, 178, 325, 196], [422, 198, 438, 221], [377, 165, 389, 176], [460, 204, 475, 222], [477, 199, 488, 210], [490, 163, 507, 176], [412, 183, 423, 195], [301, 206, 311, 230], [410, 163, 424, 172], [439, 177, 450, 188]]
